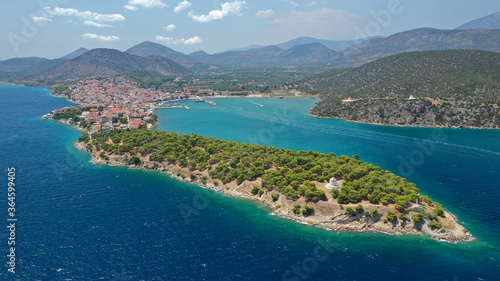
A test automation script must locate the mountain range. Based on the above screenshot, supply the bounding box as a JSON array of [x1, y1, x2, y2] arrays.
[[31, 49, 190, 81], [221, 36, 383, 53], [340, 28, 500, 65], [456, 11, 500, 30], [1, 11, 500, 83]]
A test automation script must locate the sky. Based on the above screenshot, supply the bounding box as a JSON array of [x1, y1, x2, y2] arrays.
[[0, 0, 499, 60]]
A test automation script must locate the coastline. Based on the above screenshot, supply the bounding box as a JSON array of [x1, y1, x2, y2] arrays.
[[308, 113, 500, 130], [74, 135, 474, 244], [43, 86, 474, 243]]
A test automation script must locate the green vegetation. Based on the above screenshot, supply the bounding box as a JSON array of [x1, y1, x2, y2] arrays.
[[386, 211, 397, 222], [305, 50, 500, 128], [355, 204, 364, 213], [122, 69, 176, 89], [83, 129, 446, 218], [429, 221, 443, 230], [412, 213, 425, 224], [293, 204, 301, 214], [302, 205, 314, 216], [345, 206, 356, 216], [52, 108, 82, 121], [271, 193, 279, 202]]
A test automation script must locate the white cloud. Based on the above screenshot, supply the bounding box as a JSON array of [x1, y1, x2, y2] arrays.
[[32, 15, 53, 23], [287, 1, 299, 7], [83, 20, 112, 28], [44, 6, 125, 22], [124, 0, 166, 10], [183, 36, 202, 45], [156, 35, 202, 45], [189, 0, 247, 23], [47, 7, 78, 16], [174, 1, 191, 13], [124, 5, 138, 11], [163, 24, 176, 31], [81, 33, 120, 41], [271, 8, 362, 40], [255, 9, 276, 19]]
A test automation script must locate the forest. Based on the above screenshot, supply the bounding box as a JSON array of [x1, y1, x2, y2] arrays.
[[81, 128, 443, 218]]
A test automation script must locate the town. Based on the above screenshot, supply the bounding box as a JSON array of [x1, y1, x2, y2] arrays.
[[44, 77, 205, 132]]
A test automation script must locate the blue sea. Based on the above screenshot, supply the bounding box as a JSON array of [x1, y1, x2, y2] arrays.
[[1, 84, 499, 280]]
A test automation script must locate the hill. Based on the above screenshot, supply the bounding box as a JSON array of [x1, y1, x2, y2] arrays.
[[191, 43, 339, 68], [275, 36, 381, 52], [340, 28, 500, 65], [32, 48, 190, 81], [456, 12, 500, 30], [125, 41, 193, 66], [302, 50, 500, 128], [0, 57, 48, 73], [62, 48, 89, 60], [221, 36, 382, 53]]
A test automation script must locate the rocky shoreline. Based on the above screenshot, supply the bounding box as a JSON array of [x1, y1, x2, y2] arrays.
[[308, 113, 498, 130], [75, 140, 474, 244]]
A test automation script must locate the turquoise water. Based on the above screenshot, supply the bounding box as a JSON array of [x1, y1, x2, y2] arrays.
[[1, 85, 499, 280]]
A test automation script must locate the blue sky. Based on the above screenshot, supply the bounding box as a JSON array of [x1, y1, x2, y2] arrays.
[[1, 0, 499, 60]]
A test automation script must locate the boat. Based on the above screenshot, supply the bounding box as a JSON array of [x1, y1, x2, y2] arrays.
[[279, 96, 284, 99]]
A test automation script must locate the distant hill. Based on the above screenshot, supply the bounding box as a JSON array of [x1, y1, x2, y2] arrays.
[[24, 58, 68, 74], [62, 48, 89, 60], [220, 45, 264, 53], [188, 50, 210, 58], [303, 50, 500, 128], [456, 12, 500, 30], [340, 28, 500, 65], [275, 36, 381, 52], [32, 48, 190, 81], [221, 36, 382, 53], [191, 43, 339, 68], [126, 41, 192, 65]]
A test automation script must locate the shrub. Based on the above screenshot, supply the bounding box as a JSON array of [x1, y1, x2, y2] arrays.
[[355, 204, 364, 213], [302, 206, 314, 216], [293, 204, 301, 214], [412, 213, 424, 224], [337, 193, 349, 204], [371, 209, 378, 217], [271, 193, 279, 202], [251, 186, 260, 195], [345, 206, 356, 216], [429, 221, 442, 230], [386, 211, 397, 222]]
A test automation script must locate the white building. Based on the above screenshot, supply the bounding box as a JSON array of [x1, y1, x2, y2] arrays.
[[326, 177, 340, 190]]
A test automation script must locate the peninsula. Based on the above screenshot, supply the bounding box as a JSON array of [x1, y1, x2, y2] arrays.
[[302, 50, 500, 129], [76, 129, 472, 243]]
